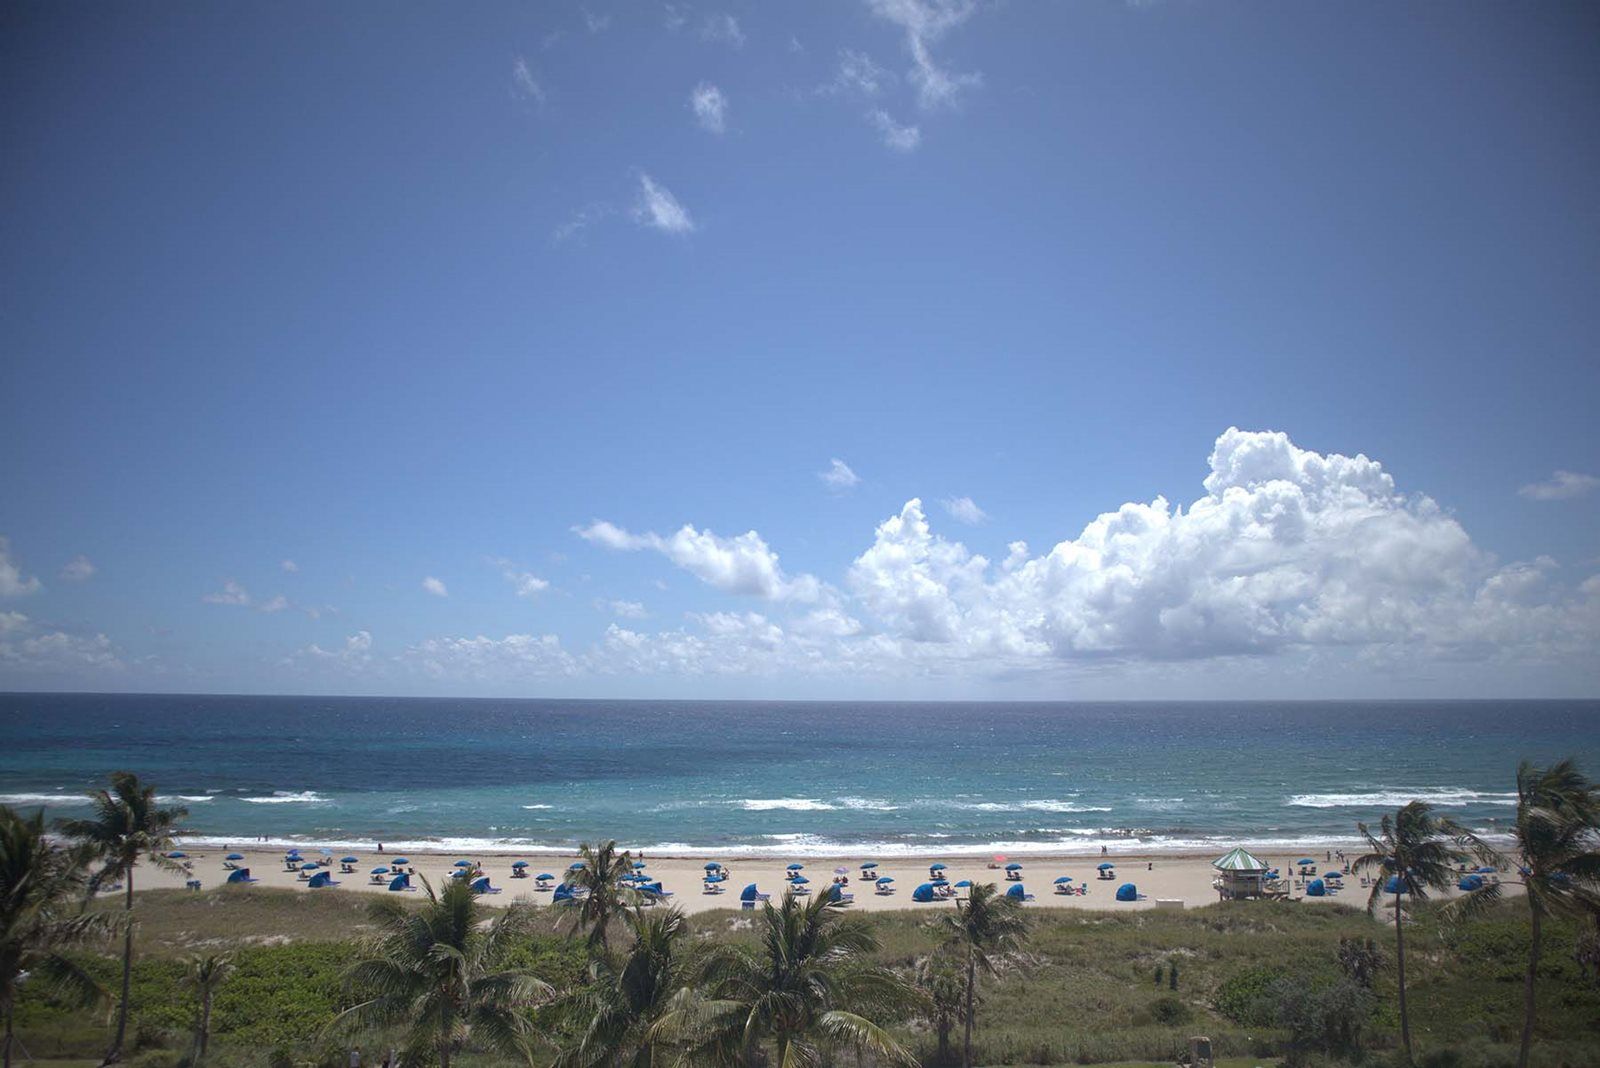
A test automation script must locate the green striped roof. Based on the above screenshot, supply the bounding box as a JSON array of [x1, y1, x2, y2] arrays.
[[1212, 847, 1268, 872]]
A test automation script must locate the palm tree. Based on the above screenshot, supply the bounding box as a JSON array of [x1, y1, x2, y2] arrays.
[[938, 882, 1028, 1068], [914, 953, 971, 1066], [181, 953, 232, 1062], [569, 841, 637, 953], [0, 806, 112, 1068], [665, 889, 919, 1067], [1351, 800, 1476, 1064], [57, 772, 187, 1065], [334, 875, 551, 1066], [556, 906, 694, 1067], [1491, 760, 1600, 1068]]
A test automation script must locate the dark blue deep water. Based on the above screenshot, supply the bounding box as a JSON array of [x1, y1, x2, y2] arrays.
[[2, 694, 1596, 856]]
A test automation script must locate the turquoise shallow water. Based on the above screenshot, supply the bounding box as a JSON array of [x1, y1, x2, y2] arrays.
[[1, 694, 1596, 856]]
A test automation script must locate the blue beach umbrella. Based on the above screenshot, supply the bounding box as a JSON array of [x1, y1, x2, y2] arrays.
[[1297, 858, 1315, 866], [536, 873, 554, 880], [704, 862, 721, 871], [1054, 876, 1073, 884], [1384, 875, 1411, 895], [391, 857, 410, 865], [792, 875, 809, 884], [876, 875, 894, 884], [929, 863, 947, 871], [512, 860, 529, 869], [633, 861, 646, 868], [1097, 862, 1115, 870], [954, 879, 972, 888], [453, 860, 473, 868], [861, 862, 878, 869], [1005, 862, 1022, 871], [1458, 875, 1485, 891], [569, 862, 585, 871], [786, 863, 803, 871], [1476, 865, 1497, 874], [301, 862, 320, 872], [167, 851, 188, 859], [370, 866, 389, 874], [340, 855, 358, 863], [225, 853, 244, 861]]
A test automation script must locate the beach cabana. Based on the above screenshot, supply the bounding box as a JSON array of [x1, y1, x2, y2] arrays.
[[739, 883, 769, 910], [827, 884, 853, 905], [911, 882, 936, 903], [1305, 878, 1327, 897], [552, 882, 576, 904], [1211, 846, 1271, 900], [307, 871, 339, 889], [1115, 882, 1139, 902], [387, 873, 412, 892], [1458, 874, 1485, 891], [226, 867, 257, 884], [470, 876, 501, 895], [1005, 883, 1033, 902]]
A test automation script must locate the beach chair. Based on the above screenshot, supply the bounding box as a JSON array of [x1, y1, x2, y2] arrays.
[[222, 861, 239, 871], [185, 879, 202, 891]]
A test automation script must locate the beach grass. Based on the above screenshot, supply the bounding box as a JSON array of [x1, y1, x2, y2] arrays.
[[15, 890, 1600, 1067]]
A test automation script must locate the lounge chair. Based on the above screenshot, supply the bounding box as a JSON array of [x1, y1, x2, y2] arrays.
[[185, 879, 202, 891]]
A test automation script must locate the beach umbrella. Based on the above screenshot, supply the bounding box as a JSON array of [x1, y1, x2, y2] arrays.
[[993, 855, 1007, 864], [1384, 875, 1411, 895], [512, 860, 529, 869], [370, 866, 389, 874], [1054, 876, 1073, 884], [167, 851, 188, 859], [1097, 862, 1115, 870], [340, 856, 359, 864], [929, 862, 947, 871], [1004, 862, 1022, 871], [1297, 858, 1315, 866], [876, 875, 894, 884], [633, 861, 646, 869], [453, 860, 473, 868], [569, 862, 586, 871], [285, 850, 302, 858], [391, 857, 410, 865], [954, 879, 972, 888], [225, 852, 244, 861], [1476, 865, 1497, 874], [792, 875, 809, 884], [861, 862, 878, 869], [301, 862, 320, 872], [704, 862, 722, 871], [786, 863, 804, 871], [1458, 874, 1485, 891], [536, 872, 554, 880]]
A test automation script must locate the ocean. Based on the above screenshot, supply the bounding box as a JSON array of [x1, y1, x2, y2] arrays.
[[1, 694, 1596, 857]]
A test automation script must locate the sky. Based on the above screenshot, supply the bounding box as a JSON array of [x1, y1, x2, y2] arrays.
[[2, 0, 1598, 700]]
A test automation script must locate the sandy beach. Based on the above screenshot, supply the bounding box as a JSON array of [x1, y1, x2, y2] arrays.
[[127, 842, 1519, 916]]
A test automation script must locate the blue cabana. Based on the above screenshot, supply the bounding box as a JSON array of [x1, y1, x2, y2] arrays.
[[740, 883, 762, 902], [307, 871, 338, 888], [168, 851, 188, 859], [911, 882, 936, 903], [471, 876, 501, 895], [1305, 879, 1327, 897], [827, 885, 849, 903], [387, 873, 411, 892], [553, 882, 576, 903], [1476, 865, 1497, 874], [1005, 883, 1028, 900], [1458, 874, 1485, 891], [1115, 882, 1138, 902], [226, 868, 257, 884]]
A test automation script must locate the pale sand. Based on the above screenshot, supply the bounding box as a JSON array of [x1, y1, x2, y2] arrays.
[[125, 845, 1521, 916]]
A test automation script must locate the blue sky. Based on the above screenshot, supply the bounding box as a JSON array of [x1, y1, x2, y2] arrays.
[[2, 0, 1597, 699]]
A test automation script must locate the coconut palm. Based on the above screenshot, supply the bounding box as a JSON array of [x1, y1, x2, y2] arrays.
[[57, 772, 187, 1065], [334, 875, 551, 1067], [569, 841, 638, 952], [914, 953, 971, 1066], [556, 906, 695, 1067], [938, 882, 1029, 1068], [1351, 801, 1477, 1064], [664, 889, 919, 1067], [1474, 760, 1600, 1068], [181, 953, 232, 1062], [0, 806, 111, 1068]]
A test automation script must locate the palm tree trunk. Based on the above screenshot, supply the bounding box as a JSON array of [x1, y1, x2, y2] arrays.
[[438, 1042, 450, 1068], [199, 992, 212, 1059], [1518, 905, 1542, 1068], [1394, 887, 1411, 1064], [962, 952, 976, 1068], [106, 872, 135, 1065], [936, 1017, 951, 1065], [5, 1002, 15, 1068]]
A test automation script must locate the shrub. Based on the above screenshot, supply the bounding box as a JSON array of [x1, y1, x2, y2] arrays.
[[1150, 995, 1192, 1026]]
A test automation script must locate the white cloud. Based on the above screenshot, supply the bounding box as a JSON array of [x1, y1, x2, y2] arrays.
[[819, 458, 861, 489], [575, 520, 821, 602], [0, 611, 28, 634], [511, 56, 546, 105], [600, 599, 649, 619], [0, 612, 123, 673], [552, 203, 614, 246], [941, 496, 987, 524], [422, 576, 449, 598], [281, 559, 299, 573], [1518, 470, 1599, 502], [60, 555, 96, 582], [492, 559, 550, 599], [633, 174, 695, 235], [867, 0, 983, 110], [257, 595, 289, 614], [700, 13, 745, 47], [202, 579, 252, 607], [288, 630, 374, 670], [823, 49, 891, 97], [582, 6, 612, 32], [0, 538, 41, 598], [691, 82, 728, 133], [867, 108, 921, 151]]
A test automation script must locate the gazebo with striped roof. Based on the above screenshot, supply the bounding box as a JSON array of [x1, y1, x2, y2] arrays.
[[1212, 846, 1271, 900]]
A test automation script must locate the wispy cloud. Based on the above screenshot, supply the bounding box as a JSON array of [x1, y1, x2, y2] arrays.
[[941, 495, 987, 524], [552, 203, 615, 246], [867, 0, 983, 110], [511, 56, 546, 106], [599, 598, 649, 619], [60, 555, 96, 582], [422, 576, 449, 598], [582, 6, 612, 32], [633, 174, 695, 234], [1518, 470, 1600, 501], [491, 557, 551, 599], [201, 579, 252, 607], [820, 458, 862, 490], [700, 12, 746, 47], [867, 108, 921, 151], [0, 538, 41, 598], [691, 82, 728, 133], [822, 49, 892, 97], [281, 559, 299, 573]]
